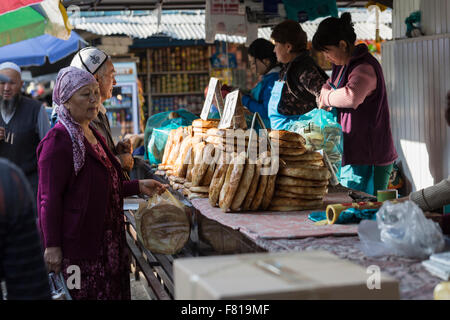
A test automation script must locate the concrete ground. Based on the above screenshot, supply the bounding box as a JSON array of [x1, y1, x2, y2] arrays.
[[1, 274, 151, 300], [130, 273, 152, 300]]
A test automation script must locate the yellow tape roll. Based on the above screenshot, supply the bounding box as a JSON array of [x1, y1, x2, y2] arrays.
[[326, 204, 354, 224], [326, 202, 384, 224]]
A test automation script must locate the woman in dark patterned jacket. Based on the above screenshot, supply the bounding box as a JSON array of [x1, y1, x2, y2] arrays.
[[268, 20, 329, 130]]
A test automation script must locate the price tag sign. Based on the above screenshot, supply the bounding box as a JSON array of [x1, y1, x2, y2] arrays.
[[200, 77, 219, 120], [218, 89, 242, 129], [213, 84, 224, 117]]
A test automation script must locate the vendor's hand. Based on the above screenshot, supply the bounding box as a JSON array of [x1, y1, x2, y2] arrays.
[[116, 139, 132, 154], [139, 179, 168, 197], [117, 153, 134, 172], [44, 247, 62, 274], [0, 127, 5, 141], [318, 105, 332, 112]]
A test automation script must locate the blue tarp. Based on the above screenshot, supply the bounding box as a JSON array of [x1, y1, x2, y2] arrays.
[[0, 31, 86, 67]]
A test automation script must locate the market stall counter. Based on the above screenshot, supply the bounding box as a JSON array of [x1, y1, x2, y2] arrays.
[[125, 158, 448, 300]]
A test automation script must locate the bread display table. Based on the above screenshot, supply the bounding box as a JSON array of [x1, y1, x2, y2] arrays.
[[125, 159, 448, 300]]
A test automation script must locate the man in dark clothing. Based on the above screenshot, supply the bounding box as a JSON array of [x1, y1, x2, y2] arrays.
[[0, 63, 51, 197], [0, 157, 51, 300]]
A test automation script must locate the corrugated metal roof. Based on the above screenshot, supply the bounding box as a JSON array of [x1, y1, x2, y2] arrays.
[[70, 8, 392, 43]]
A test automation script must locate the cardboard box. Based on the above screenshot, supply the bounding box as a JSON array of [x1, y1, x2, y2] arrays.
[[174, 251, 399, 300]]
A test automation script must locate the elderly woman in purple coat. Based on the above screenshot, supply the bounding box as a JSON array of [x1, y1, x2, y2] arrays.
[[37, 66, 167, 300]]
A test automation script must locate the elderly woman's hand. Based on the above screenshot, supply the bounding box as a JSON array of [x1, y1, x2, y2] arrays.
[[139, 179, 168, 197], [44, 247, 62, 274], [318, 104, 333, 112]]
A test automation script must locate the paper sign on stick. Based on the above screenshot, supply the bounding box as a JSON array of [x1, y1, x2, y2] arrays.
[[200, 77, 222, 120], [213, 85, 224, 117], [218, 89, 247, 129]]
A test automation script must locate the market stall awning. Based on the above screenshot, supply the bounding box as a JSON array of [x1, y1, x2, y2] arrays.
[[0, 0, 72, 46], [0, 0, 43, 15], [0, 31, 86, 66], [62, 0, 375, 11], [69, 8, 392, 44]]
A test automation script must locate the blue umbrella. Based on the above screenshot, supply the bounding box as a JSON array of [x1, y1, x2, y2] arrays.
[[0, 31, 86, 67]]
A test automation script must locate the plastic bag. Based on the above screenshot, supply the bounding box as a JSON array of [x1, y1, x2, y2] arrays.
[[135, 190, 190, 255], [288, 108, 343, 179], [147, 122, 182, 164], [358, 201, 445, 259], [48, 272, 72, 300], [143, 109, 197, 160]]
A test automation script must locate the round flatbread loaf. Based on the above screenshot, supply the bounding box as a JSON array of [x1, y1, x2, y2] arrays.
[[250, 170, 269, 211], [209, 161, 230, 206], [260, 174, 277, 210], [184, 189, 208, 199], [241, 160, 262, 211], [161, 129, 177, 166], [174, 136, 193, 177], [189, 186, 210, 193], [200, 161, 216, 186], [136, 202, 189, 255], [191, 143, 209, 186], [192, 119, 220, 128], [283, 160, 324, 167], [278, 147, 307, 156], [166, 127, 185, 166], [280, 152, 323, 162], [230, 160, 255, 211], [271, 139, 305, 149], [169, 175, 185, 184], [220, 153, 246, 212], [279, 164, 331, 181], [276, 176, 328, 187], [205, 128, 220, 136], [172, 183, 183, 191], [181, 146, 194, 179], [188, 192, 208, 199], [269, 130, 306, 144], [193, 127, 211, 134], [184, 125, 193, 137], [218, 153, 236, 207], [274, 190, 323, 200], [277, 184, 328, 195], [185, 162, 193, 182]]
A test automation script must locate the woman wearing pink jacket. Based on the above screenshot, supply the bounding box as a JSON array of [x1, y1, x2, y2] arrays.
[[312, 13, 397, 195]]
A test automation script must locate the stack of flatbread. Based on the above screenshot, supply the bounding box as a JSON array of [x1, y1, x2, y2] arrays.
[[158, 126, 188, 173], [204, 128, 261, 156], [208, 150, 278, 213], [269, 130, 330, 211], [192, 119, 220, 140], [156, 118, 222, 199], [182, 142, 218, 200]]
